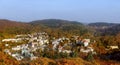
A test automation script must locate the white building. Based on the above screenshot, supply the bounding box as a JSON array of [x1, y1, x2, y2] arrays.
[[12, 46, 21, 51], [83, 39, 90, 47], [108, 46, 119, 49]]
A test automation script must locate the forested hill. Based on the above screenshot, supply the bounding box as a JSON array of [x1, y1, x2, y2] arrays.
[[88, 22, 120, 35], [88, 22, 117, 29], [1, 19, 120, 36], [30, 19, 83, 28], [0, 19, 27, 28], [29, 19, 91, 36], [101, 24, 120, 35], [0, 19, 31, 36]]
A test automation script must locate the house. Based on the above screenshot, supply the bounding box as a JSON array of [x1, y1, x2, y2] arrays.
[[12, 53, 24, 61], [80, 47, 93, 53], [5, 44, 9, 47], [107, 46, 119, 49], [12, 46, 21, 51], [52, 39, 60, 50], [15, 34, 26, 38], [4, 49, 11, 55], [21, 48, 31, 57], [2, 38, 22, 42], [29, 42, 38, 48], [2, 39, 14, 42], [30, 56, 38, 60], [58, 45, 63, 52], [43, 39, 49, 44], [62, 50, 72, 54], [83, 39, 90, 47]]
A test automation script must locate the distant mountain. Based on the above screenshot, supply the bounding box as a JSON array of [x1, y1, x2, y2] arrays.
[[30, 19, 83, 28], [88, 22, 120, 35], [101, 24, 120, 35], [88, 22, 117, 29]]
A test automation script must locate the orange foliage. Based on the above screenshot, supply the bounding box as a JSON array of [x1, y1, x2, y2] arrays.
[[29, 58, 94, 65], [0, 51, 19, 65]]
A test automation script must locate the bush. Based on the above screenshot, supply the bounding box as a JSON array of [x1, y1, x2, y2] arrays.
[[70, 51, 78, 58], [59, 52, 69, 58], [86, 52, 94, 62]]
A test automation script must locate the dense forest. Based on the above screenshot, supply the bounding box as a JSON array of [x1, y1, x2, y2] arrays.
[[0, 19, 120, 65]]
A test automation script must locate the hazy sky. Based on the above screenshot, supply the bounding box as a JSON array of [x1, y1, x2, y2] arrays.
[[0, 0, 120, 23]]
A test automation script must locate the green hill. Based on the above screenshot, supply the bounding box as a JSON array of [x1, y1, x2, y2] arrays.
[[0, 19, 93, 38], [30, 19, 92, 36]]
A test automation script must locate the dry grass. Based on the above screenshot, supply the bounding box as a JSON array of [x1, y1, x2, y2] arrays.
[[29, 57, 99, 65]]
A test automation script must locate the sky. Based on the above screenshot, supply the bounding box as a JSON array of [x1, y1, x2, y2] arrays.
[[0, 0, 120, 23]]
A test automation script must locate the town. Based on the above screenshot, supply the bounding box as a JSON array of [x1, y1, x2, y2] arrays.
[[1, 32, 98, 61]]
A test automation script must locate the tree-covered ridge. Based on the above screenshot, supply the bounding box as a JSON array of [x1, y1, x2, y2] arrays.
[[30, 19, 83, 27], [0, 19, 28, 29], [1, 19, 120, 37], [101, 24, 120, 35], [88, 22, 120, 35], [30, 19, 92, 36], [0, 19, 32, 40], [88, 22, 117, 28]]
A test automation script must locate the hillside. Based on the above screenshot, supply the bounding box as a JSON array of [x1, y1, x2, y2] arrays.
[[88, 22, 120, 35], [30, 19, 92, 36], [102, 24, 120, 35], [1, 19, 120, 36], [30, 19, 83, 28], [28, 58, 94, 65], [88, 22, 116, 27], [0, 19, 28, 29], [0, 19, 31, 38], [0, 19, 93, 39], [88, 22, 117, 30]]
